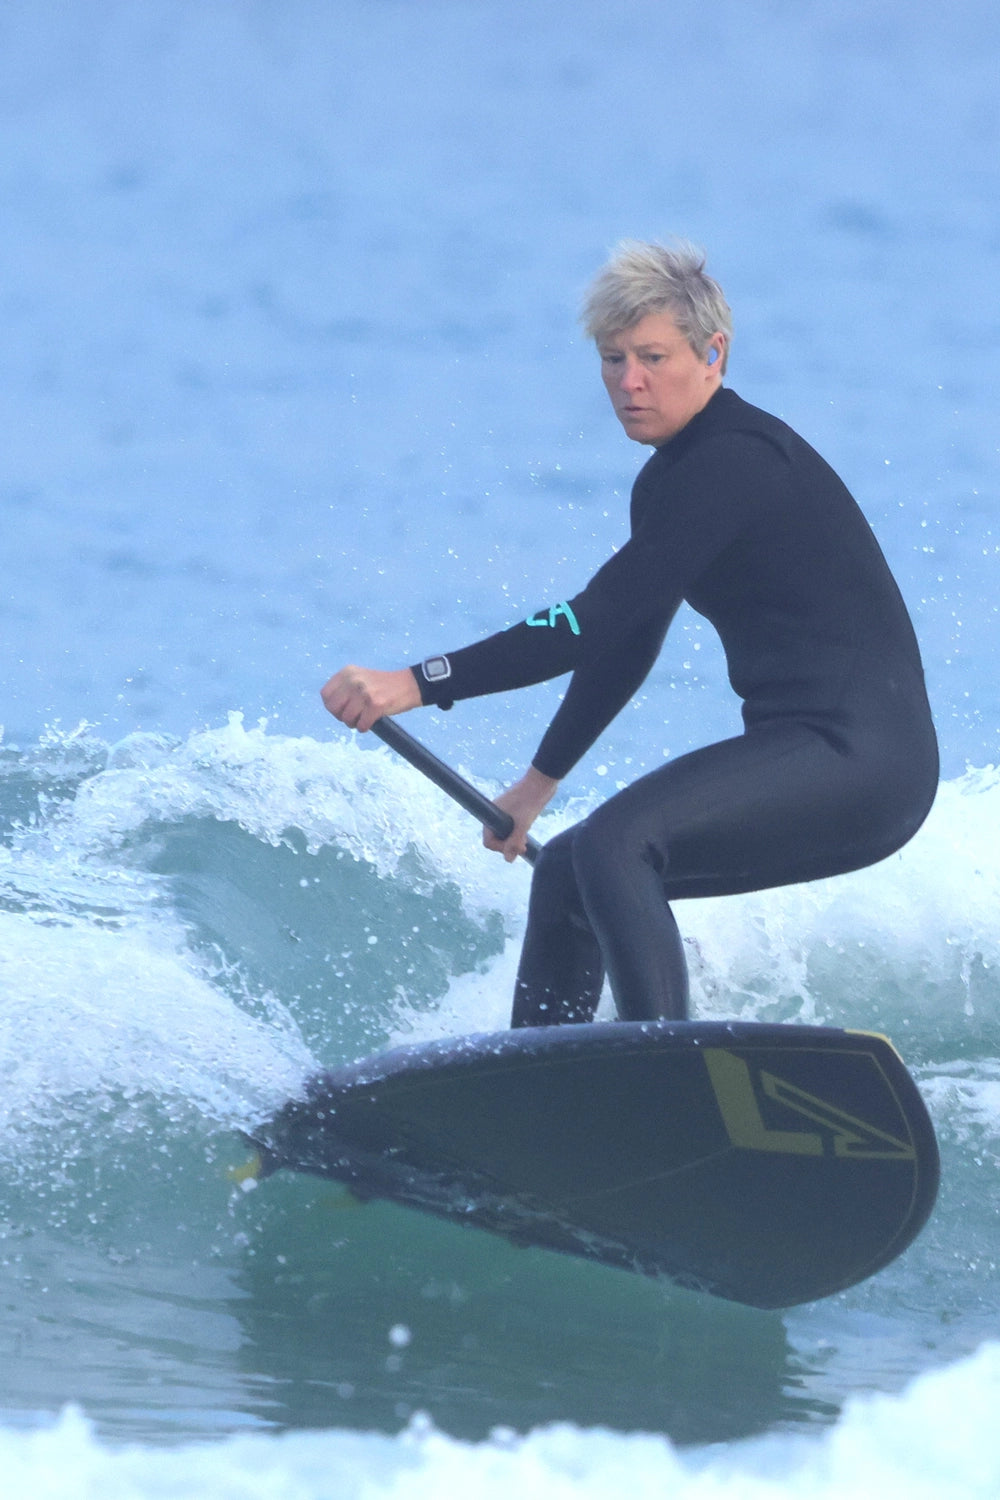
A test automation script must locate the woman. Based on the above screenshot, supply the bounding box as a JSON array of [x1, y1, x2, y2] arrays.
[[321, 240, 938, 1027]]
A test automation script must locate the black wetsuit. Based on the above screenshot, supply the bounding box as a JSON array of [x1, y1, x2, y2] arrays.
[[414, 388, 938, 1025]]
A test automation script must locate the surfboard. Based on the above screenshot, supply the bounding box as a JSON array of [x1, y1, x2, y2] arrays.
[[245, 1020, 939, 1309]]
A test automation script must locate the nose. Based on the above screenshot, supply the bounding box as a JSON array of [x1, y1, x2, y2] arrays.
[[618, 355, 645, 393]]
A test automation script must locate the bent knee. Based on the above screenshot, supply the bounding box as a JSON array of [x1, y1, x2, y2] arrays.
[[529, 826, 579, 896], [573, 799, 666, 881]]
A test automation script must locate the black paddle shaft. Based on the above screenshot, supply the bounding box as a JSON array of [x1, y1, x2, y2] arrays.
[[371, 717, 541, 865]]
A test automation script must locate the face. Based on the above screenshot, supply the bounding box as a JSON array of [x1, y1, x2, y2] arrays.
[[598, 311, 724, 447]]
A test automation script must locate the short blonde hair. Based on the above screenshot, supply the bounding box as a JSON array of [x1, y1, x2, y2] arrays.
[[582, 239, 733, 371]]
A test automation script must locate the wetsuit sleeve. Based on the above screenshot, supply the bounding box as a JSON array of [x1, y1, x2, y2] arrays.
[[411, 527, 687, 712], [413, 595, 674, 776], [415, 430, 784, 768], [412, 603, 589, 709], [531, 610, 677, 779]]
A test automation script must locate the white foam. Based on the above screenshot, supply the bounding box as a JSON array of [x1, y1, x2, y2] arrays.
[[389, 763, 1000, 1046], [60, 715, 535, 924], [0, 907, 312, 1156], [918, 1058, 1000, 1146], [7, 722, 999, 1140], [1, 1342, 998, 1499], [49, 724, 1000, 995]]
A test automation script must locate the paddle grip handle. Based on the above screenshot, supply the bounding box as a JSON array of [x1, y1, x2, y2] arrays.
[[371, 717, 540, 866]]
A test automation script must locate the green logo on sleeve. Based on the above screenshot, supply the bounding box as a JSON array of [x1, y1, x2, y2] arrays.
[[525, 601, 581, 635]]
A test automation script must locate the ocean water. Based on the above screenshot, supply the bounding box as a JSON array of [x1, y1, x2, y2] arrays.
[[2, 1, 999, 1494]]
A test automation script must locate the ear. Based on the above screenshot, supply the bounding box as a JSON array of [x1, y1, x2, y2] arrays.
[[706, 335, 725, 369]]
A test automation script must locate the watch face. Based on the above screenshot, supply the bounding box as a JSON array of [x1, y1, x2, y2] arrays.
[[422, 655, 451, 683]]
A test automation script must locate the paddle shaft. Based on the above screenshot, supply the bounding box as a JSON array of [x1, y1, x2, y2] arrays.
[[371, 717, 541, 865]]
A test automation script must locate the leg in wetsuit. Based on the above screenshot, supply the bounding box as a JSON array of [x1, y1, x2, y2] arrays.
[[511, 719, 937, 1027]]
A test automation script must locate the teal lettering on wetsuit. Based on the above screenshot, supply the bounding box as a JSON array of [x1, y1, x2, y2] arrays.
[[526, 601, 582, 635]]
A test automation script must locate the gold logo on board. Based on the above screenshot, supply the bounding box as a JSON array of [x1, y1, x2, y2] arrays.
[[703, 1049, 915, 1160]]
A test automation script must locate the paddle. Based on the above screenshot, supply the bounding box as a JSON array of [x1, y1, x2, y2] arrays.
[[370, 716, 541, 865]]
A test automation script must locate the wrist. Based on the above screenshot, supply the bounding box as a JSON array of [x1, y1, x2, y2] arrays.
[[411, 657, 455, 709], [394, 668, 422, 712], [526, 763, 560, 795], [520, 765, 560, 811]]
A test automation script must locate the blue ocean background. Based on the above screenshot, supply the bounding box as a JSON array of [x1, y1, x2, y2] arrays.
[[2, 1, 999, 1494]]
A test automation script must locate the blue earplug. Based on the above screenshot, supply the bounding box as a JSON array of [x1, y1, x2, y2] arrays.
[[707, 347, 719, 366]]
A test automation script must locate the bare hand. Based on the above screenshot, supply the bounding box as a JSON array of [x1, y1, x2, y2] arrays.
[[484, 766, 559, 863], [320, 666, 421, 732]]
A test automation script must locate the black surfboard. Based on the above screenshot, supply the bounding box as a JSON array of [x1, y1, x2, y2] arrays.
[[246, 1020, 939, 1309]]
